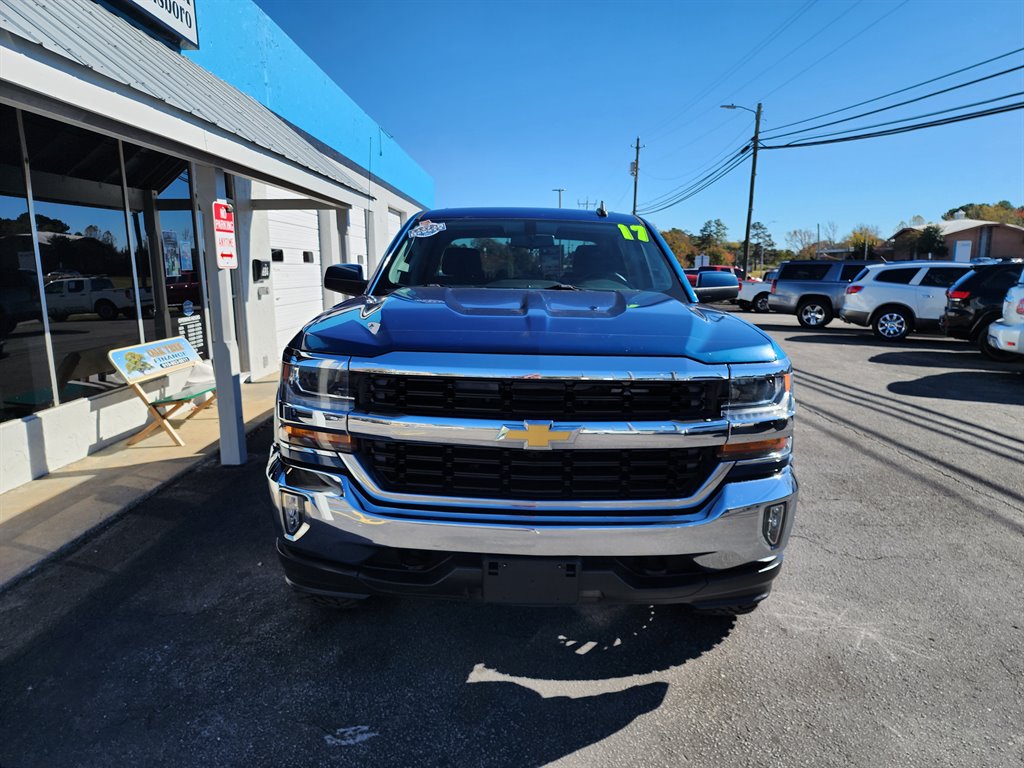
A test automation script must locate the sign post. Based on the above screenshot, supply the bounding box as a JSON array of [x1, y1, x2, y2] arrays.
[[195, 167, 246, 465], [213, 200, 237, 269]]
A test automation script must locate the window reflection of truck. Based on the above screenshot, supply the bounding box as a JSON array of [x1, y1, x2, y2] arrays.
[[43, 276, 153, 321], [165, 273, 203, 308]]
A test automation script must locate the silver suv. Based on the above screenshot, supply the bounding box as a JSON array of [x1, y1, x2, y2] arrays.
[[838, 261, 972, 340], [768, 260, 878, 328]]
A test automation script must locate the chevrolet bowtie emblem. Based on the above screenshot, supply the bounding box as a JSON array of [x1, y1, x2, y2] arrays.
[[499, 421, 577, 450]]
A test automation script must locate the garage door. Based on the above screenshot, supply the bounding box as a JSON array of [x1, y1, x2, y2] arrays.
[[269, 209, 322, 353]]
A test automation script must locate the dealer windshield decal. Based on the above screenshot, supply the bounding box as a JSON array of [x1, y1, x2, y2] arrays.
[[618, 224, 649, 242], [408, 220, 447, 238]]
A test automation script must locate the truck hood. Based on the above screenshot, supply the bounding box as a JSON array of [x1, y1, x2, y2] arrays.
[[301, 287, 781, 364]]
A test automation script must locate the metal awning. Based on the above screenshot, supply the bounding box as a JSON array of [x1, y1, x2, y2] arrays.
[[0, 0, 370, 207]]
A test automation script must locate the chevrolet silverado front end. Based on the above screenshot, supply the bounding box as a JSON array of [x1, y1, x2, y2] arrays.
[[266, 208, 797, 613]]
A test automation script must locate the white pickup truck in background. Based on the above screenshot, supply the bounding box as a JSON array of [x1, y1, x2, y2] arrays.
[[737, 269, 777, 313], [44, 276, 153, 321]]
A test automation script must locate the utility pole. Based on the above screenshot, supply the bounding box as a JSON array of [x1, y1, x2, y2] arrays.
[[630, 137, 644, 215], [816, 223, 820, 258], [577, 197, 594, 210], [740, 103, 762, 278], [552, 188, 564, 208]]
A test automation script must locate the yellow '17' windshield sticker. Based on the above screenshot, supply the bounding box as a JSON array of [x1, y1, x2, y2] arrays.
[[618, 224, 649, 242]]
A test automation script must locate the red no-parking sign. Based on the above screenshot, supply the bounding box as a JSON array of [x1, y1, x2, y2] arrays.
[[213, 200, 237, 270]]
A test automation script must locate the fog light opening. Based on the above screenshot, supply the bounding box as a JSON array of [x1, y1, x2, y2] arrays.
[[763, 502, 787, 546], [281, 491, 307, 536]]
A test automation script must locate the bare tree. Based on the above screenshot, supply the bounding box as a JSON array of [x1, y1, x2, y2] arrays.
[[785, 228, 816, 256], [823, 221, 839, 246]]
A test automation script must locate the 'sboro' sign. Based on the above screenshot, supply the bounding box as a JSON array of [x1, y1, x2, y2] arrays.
[[116, 0, 200, 50]]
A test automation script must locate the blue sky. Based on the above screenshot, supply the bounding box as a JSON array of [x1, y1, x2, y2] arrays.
[[254, 0, 1023, 247]]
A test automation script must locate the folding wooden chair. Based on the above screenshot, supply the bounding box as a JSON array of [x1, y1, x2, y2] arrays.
[[108, 336, 217, 447]]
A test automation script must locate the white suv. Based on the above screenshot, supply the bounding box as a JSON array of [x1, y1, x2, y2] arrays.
[[838, 261, 973, 340], [987, 266, 1024, 356]]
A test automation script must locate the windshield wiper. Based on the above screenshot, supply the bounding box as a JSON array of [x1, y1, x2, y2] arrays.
[[543, 283, 579, 291]]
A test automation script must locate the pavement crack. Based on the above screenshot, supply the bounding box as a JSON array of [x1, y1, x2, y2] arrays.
[[788, 533, 898, 562]]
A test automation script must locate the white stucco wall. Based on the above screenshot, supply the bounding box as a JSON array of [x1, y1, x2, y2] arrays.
[[0, 370, 190, 496]]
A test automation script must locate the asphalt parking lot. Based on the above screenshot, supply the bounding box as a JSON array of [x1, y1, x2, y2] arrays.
[[1, 311, 1021, 768]]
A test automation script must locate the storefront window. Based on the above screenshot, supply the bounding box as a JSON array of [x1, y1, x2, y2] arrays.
[[122, 144, 208, 357], [0, 106, 53, 421], [22, 112, 143, 405]]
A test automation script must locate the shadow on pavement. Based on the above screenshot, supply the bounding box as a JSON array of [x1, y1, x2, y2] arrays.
[[870, 349, 1024, 372], [781, 332, 963, 350], [888, 369, 1024, 406], [0, 428, 733, 768]]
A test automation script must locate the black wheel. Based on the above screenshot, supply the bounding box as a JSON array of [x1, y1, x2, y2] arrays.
[[48, 312, 68, 323], [978, 321, 1016, 361], [0, 314, 16, 337], [94, 300, 117, 320], [872, 306, 912, 341], [753, 292, 770, 313], [737, 300, 752, 311], [796, 299, 833, 328]]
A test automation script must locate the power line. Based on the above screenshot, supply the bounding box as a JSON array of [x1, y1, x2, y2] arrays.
[[637, 146, 747, 210], [638, 152, 750, 215], [761, 101, 1024, 149], [640, 155, 749, 215], [760, 0, 911, 101], [761, 64, 1024, 141], [642, 122, 751, 182], [645, 0, 817, 142], [770, 91, 1024, 144], [767, 46, 1024, 133], [714, 0, 864, 117]]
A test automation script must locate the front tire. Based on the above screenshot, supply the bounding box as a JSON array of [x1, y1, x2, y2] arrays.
[[95, 300, 117, 321], [872, 306, 912, 341], [797, 299, 833, 328]]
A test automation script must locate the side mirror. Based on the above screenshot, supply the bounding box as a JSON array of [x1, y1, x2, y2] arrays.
[[694, 271, 739, 303], [324, 263, 368, 295]]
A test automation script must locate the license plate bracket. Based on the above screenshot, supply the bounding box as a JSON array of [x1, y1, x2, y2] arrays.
[[482, 557, 581, 604]]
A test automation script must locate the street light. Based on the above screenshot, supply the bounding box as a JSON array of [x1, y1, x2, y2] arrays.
[[552, 188, 565, 208], [721, 102, 763, 278]]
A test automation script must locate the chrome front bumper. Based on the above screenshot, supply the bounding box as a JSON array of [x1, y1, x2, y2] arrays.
[[266, 447, 798, 570]]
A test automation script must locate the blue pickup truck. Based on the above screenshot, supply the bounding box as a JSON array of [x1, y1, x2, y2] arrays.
[[266, 208, 797, 615]]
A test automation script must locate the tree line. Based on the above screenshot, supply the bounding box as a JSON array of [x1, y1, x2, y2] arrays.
[[659, 199, 1021, 271]]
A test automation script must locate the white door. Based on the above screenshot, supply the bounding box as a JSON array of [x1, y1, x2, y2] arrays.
[[269, 209, 322, 353]]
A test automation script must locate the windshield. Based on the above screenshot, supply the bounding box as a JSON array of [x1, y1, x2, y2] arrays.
[[372, 217, 686, 299]]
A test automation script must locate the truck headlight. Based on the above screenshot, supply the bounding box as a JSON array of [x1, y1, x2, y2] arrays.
[[728, 372, 791, 408], [278, 350, 355, 454], [282, 352, 352, 410]]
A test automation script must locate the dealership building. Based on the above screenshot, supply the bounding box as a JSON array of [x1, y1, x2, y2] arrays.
[[0, 0, 433, 493]]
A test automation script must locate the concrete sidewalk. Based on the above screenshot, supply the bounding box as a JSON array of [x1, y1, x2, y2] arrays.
[[0, 376, 278, 589]]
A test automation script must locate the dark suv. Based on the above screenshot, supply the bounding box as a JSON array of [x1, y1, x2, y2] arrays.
[[942, 260, 1024, 360], [768, 260, 878, 328]]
